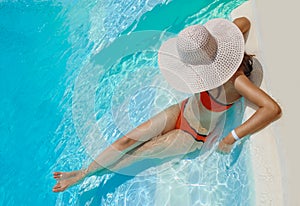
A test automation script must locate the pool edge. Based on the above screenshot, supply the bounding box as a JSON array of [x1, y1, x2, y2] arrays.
[[231, 1, 284, 205]]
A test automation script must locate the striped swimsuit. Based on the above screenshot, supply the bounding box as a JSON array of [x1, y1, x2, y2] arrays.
[[175, 91, 233, 142]]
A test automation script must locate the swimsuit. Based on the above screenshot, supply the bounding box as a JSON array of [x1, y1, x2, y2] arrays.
[[175, 91, 234, 142]]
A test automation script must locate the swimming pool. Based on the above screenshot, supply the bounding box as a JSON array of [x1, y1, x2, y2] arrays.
[[0, 0, 254, 205]]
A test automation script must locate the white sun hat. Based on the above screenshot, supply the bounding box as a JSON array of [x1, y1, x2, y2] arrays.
[[158, 18, 245, 93]]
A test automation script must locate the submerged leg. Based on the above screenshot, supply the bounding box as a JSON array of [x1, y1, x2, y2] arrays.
[[109, 129, 203, 172], [53, 130, 202, 192], [52, 104, 181, 192]]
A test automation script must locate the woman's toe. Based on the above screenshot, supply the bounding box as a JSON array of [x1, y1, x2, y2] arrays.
[[53, 172, 62, 179], [52, 183, 61, 192]]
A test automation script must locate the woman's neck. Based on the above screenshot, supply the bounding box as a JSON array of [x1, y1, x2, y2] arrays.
[[208, 81, 241, 105]]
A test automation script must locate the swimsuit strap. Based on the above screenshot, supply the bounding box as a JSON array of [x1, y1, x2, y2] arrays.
[[200, 91, 233, 112], [176, 99, 208, 142]]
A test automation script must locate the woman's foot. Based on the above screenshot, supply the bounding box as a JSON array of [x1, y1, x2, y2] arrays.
[[52, 170, 87, 192], [53, 170, 81, 180]]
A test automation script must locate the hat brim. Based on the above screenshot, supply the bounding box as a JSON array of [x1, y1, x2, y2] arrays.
[[158, 18, 245, 93]]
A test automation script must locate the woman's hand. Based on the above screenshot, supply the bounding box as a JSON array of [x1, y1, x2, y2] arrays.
[[216, 135, 236, 154]]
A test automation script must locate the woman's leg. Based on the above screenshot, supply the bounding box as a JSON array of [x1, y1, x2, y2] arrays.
[[52, 103, 181, 192], [109, 129, 203, 172], [53, 129, 202, 192]]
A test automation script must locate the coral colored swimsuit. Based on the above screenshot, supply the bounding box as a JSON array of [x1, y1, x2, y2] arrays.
[[175, 91, 234, 142]]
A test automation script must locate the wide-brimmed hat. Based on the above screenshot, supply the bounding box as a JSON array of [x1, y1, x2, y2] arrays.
[[158, 18, 246, 93]]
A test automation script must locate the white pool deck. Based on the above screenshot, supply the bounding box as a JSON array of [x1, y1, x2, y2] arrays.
[[255, 1, 300, 205], [250, 0, 300, 205], [231, 0, 300, 206]]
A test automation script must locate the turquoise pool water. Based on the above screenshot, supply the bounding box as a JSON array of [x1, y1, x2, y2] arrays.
[[0, 0, 253, 205]]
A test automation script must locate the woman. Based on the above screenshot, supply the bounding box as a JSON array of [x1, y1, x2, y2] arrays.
[[52, 17, 281, 192]]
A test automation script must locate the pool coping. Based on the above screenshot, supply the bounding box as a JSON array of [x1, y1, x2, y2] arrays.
[[231, 1, 284, 205]]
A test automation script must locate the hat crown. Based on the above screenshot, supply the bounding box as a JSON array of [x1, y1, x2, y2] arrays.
[[176, 25, 218, 65]]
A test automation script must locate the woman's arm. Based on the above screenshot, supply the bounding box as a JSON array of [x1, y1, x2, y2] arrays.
[[233, 17, 251, 36], [218, 73, 282, 152], [233, 17, 251, 43]]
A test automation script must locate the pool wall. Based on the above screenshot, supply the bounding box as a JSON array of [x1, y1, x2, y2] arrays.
[[231, 1, 284, 205], [255, 0, 300, 205]]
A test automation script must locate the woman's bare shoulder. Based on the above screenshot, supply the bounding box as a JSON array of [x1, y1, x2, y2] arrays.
[[230, 67, 244, 82], [233, 71, 281, 110]]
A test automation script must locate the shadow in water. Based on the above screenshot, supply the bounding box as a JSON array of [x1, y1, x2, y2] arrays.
[[77, 150, 201, 205], [76, 138, 245, 205]]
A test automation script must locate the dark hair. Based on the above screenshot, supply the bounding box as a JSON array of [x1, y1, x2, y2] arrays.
[[241, 53, 254, 77]]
